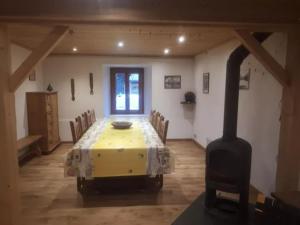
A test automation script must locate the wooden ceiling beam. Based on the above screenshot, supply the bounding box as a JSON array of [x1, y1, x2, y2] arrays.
[[0, 16, 296, 32], [233, 29, 290, 87], [10, 40, 33, 51], [9, 26, 69, 92], [0, 0, 299, 31]]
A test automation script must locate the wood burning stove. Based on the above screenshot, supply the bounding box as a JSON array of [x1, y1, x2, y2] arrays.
[[205, 33, 271, 218]]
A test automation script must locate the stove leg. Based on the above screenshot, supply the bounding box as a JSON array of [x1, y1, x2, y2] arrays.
[[239, 188, 249, 218], [205, 187, 216, 208]]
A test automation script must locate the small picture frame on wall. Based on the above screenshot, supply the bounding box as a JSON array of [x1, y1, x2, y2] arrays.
[[164, 75, 181, 89], [203, 72, 209, 94], [239, 68, 251, 90], [28, 70, 36, 81]]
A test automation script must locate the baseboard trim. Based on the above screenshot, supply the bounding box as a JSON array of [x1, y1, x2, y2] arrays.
[[166, 138, 206, 150], [167, 138, 193, 142], [192, 139, 206, 150]]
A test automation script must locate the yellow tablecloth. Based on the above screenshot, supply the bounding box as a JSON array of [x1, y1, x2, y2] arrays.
[[91, 121, 148, 177]]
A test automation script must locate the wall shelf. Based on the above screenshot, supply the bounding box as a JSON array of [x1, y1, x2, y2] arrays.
[[180, 101, 196, 105]]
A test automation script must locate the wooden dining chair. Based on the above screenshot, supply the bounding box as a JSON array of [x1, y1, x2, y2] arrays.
[[159, 119, 169, 144], [70, 119, 82, 144], [149, 110, 156, 125], [157, 115, 165, 135], [83, 112, 91, 128], [153, 112, 160, 131], [75, 116, 83, 137], [90, 110, 94, 123], [86, 111, 92, 127], [155, 112, 162, 132], [90, 109, 96, 123], [81, 113, 88, 132], [151, 111, 158, 127]]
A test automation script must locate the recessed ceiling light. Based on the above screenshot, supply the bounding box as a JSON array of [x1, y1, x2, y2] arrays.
[[72, 47, 78, 52], [178, 35, 186, 43], [117, 41, 124, 48], [164, 48, 170, 55]]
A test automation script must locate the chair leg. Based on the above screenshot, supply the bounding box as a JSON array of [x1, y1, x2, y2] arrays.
[[146, 175, 163, 192], [77, 177, 87, 194], [157, 174, 163, 188]]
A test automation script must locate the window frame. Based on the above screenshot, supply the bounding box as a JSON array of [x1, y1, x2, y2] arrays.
[[110, 67, 144, 115]]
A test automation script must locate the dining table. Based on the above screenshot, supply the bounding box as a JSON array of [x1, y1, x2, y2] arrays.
[[64, 116, 174, 191]]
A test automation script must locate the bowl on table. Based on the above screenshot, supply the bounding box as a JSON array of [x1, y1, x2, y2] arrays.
[[111, 121, 132, 129]]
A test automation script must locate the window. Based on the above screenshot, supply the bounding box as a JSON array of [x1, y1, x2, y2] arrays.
[[110, 67, 144, 114]]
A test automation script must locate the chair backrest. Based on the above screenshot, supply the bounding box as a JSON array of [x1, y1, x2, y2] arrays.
[[152, 111, 158, 124], [157, 115, 165, 135], [159, 119, 169, 144], [149, 110, 156, 125], [81, 113, 88, 132], [152, 111, 159, 129], [75, 116, 83, 137], [70, 119, 82, 144], [90, 109, 96, 123], [154, 112, 161, 131], [86, 111, 92, 127]]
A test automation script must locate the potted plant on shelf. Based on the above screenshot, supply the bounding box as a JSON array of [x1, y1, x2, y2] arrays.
[[182, 91, 196, 104]]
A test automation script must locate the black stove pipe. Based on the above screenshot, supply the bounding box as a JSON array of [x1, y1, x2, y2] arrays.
[[222, 32, 271, 141]]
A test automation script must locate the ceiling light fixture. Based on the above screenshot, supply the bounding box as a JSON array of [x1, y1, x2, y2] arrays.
[[164, 48, 170, 55], [72, 47, 78, 52], [178, 35, 186, 43], [117, 41, 124, 48]]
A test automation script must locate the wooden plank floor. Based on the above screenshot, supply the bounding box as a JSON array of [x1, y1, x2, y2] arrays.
[[19, 140, 257, 225]]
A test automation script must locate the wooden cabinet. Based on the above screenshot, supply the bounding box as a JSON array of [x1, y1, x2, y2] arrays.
[[26, 92, 60, 153]]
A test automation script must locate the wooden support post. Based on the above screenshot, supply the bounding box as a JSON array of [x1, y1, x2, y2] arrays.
[[233, 29, 290, 87], [276, 27, 300, 191], [0, 25, 20, 225], [9, 26, 69, 92]]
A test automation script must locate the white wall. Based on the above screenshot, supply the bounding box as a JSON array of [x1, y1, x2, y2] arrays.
[[43, 56, 194, 141], [151, 60, 195, 139], [193, 41, 237, 146], [11, 44, 44, 140], [193, 33, 286, 195]]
